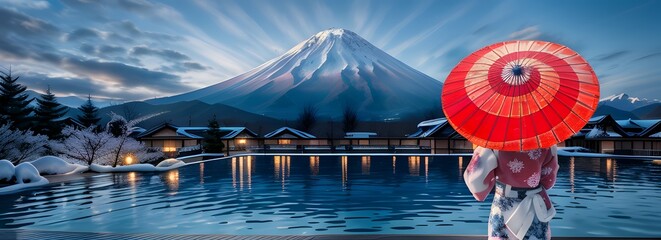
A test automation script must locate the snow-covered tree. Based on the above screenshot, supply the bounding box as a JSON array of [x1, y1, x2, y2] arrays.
[[77, 96, 100, 128], [0, 123, 49, 164], [56, 126, 114, 165], [0, 70, 33, 130], [105, 112, 165, 167], [33, 87, 68, 139], [98, 137, 163, 166]]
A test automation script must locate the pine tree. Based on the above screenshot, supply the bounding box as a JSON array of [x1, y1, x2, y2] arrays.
[[77, 95, 101, 128], [0, 70, 33, 130], [203, 115, 225, 153], [33, 87, 68, 139]]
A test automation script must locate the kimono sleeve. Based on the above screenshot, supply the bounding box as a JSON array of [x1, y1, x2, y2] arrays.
[[540, 145, 559, 190], [463, 146, 498, 201]]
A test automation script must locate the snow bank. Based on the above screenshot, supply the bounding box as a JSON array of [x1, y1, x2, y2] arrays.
[[15, 162, 45, 184], [90, 160, 186, 173], [156, 158, 185, 168], [0, 160, 15, 181], [30, 156, 88, 175], [0, 162, 49, 195], [557, 147, 609, 157]]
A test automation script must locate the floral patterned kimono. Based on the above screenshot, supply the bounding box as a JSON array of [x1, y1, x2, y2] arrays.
[[464, 146, 559, 240]]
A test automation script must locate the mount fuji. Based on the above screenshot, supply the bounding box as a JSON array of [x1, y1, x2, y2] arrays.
[[149, 28, 443, 120]]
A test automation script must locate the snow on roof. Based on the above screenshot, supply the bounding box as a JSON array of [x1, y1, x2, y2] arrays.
[[588, 115, 608, 123], [408, 118, 449, 138], [177, 126, 255, 139], [345, 132, 377, 138], [585, 126, 622, 139], [417, 118, 447, 128], [221, 127, 257, 139], [616, 119, 660, 129], [264, 127, 316, 139], [137, 123, 255, 139]]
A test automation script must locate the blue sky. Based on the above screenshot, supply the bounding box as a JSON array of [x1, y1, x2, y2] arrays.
[[0, 0, 659, 102]]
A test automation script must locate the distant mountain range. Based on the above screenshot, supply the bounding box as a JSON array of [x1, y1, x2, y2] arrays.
[[596, 93, 660, 119], [148, 28, 443, 120], [25, 90, 116, 108]]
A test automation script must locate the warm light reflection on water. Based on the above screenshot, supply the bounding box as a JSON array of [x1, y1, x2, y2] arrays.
[[309, 156, 319, 176], [232, 157, 236, 188], [408, 156, 420, 176], [605, 158, 617, 182], [166, 170, 179, 193], [127, 172, 136, 187], [274, 156, 290, 190], [458, 156, 464, 179], [392, 156, 396, 174], [341, 156, 348, 190], [361, 156, 371, 175], [233, 156, 253, 190], [425, 156, 429, 182], [199, 163, 205, 184]]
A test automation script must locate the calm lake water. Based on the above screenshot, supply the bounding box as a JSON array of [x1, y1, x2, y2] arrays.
[[0, 155, 659, 237]]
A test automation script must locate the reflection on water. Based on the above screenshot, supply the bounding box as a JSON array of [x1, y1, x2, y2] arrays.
[[341, 156, 348, 190], [570, 157, 575, 193], [361, 156, 371, 175], [458, 156, 464, 179], [425, 156, 429, 182], [0, 155, 659, 237], [310, 156, 319, 176], [199, 163, 205, 184], [408, 156, 420, 176], [231, 156, 252, 190], [274, 156, 290, 190], [165, 170, 179, 192], [127, 172, 137, 188], [605, 158, 617, 182]]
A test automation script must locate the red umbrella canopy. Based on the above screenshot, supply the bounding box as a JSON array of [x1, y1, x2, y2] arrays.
[[442, 40, 599, 151]]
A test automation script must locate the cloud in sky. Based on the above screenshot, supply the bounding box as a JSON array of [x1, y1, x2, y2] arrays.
[[0, 0, 659, 101]]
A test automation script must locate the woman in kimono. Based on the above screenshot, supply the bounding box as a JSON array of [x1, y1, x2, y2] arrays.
[[464, 146, 559, 240]]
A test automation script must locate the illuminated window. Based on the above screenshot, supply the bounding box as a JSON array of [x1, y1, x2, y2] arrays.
[[163, 147, 177, 152], [278, 139, 291, 145]]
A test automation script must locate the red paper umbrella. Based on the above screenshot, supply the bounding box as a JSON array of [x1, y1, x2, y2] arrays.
[[441, 40, 599, 151]]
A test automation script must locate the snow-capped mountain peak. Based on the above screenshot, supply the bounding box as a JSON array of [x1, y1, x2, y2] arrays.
[[149, 28, 443, 120], [599, 93, 659, 111]]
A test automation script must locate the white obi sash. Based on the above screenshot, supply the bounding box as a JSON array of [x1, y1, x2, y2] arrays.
[[500, 183, 556, 240]]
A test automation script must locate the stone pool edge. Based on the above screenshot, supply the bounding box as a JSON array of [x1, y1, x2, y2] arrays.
[[0, 229, 656, 240]]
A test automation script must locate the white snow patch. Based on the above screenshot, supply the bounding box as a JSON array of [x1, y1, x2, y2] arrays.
[[557, 147, 610, 157], [0, 160, 15, 181], [0, 162, 49, 195], [156, 158, 185, 168], [90, 160, 185, 173], [14, 162, 44, 184], [30, 156, 88, 175]]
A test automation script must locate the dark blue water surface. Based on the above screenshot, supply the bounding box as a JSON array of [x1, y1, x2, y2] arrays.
[[0, 155, 659, 237]]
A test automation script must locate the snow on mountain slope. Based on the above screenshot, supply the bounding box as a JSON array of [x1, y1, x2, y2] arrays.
[[599, 93, 659, 111], [149, 28, 443, 120]]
